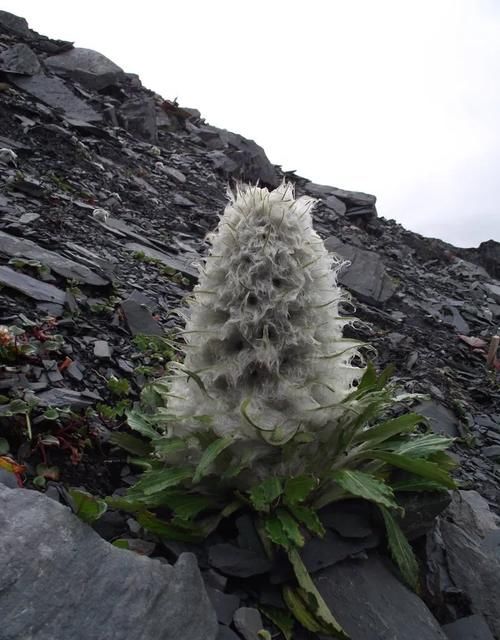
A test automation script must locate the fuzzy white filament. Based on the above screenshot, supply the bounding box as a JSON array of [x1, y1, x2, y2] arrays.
[[163, 182, 364, 457]]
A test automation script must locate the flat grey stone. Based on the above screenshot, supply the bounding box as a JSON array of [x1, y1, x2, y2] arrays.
[[0, 44, 40, 75], [300, 528, 379, 574], [483, 281, 500, 303], [0, 266, 66, 304], [45, 48, 124, 90], [208, 543, 272, 578], [442, 615, 495, 640], [427, 491, 500, 637], [94, 340, 111, 358], [9, 72, 101, 122], [0, 469, 18, 488], [325, 236, 397, 305], [35, 387, 94, 409], [124, 242, 198, 279], [413, 400, 459, 437], [0, 231, 108, 285], [0, 485, 217, 640], [121, 298, 163, 337], [207, 588, 240, 625], [216, 626, 240, 640], [482, 445, 500, 459], [324, 194, 347, 216], [233, 607, 264, 640], [18, 212, 40, 224], [315, 554, 446, 639]]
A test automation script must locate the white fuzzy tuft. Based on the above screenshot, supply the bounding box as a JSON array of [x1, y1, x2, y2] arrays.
[[163, 182, 364, 467]]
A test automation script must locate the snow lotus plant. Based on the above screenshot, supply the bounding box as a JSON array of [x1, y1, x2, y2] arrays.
[[111, 183, 456, 638]]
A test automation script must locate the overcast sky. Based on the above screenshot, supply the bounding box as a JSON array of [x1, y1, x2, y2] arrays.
[[4, 0, 500, 247]]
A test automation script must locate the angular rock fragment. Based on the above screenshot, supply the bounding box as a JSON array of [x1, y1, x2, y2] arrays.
[[325, 236, 396, 305], [0, 266, 66, 303], [0, 485, 217, 640], [121, 296, 163, 337], [208, 543, 272, 577], [120, 97, 158, 143], [442, 614, 495, 640], [8, 72, 101, 122], [413, 400, 459, 437], [315, 554, 447, 639], [0, 10, 32, 37], [0, 44, 40, 75], [0, 231, 109, 285]]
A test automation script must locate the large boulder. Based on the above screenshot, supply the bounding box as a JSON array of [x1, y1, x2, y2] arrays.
[[0, 44, 40, 75], [426, 490, 500, 638], [45, 48, 125, 90], [0, 485, 217, 640]]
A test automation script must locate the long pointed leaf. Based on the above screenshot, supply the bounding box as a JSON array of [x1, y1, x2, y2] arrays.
[[352, 413, 424, 446], [380, 506, 419, 590], [192, 436, 234, 483], [367, 450, 456, 488], [330, 469, 398, 509]]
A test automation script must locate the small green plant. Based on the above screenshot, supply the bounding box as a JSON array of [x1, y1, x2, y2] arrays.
[[96, 400, 131, 421], [107, 377, 131, 397], [8, 257, 50, 278], [109, 184, 456, 638], [132, 334, 177, 363]]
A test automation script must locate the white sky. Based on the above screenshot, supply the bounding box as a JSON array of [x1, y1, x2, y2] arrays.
[[3, 0, 500, 247]]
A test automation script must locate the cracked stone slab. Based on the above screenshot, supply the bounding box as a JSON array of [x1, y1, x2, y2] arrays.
[[0, 231, 109, 285], [8, 71, 101, 122], [325, 236, 397, 305], [0, 43, 40, 75], [0, 485, 217, 640], [45, 47, 125, 90], [0, 266, 66, 303], [124, 242, 198, 279]]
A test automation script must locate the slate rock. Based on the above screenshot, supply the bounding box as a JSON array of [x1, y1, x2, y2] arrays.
[[300, 528, 379, 574], [426, 491, 500, 637], [94, 340, 111, 358], [45, 48, 125, 90], [0, 44, 40, 75], [324, 194, 347, 216], [442, 615, 495, 640], [483, 281, 500, 304], [396, 491, 452, 540], [319, 500, 374, 538], [315, 554, 447, 640], [120, 97, 158, 143], [0, 231, 108, 285], [208, 543, 272, 577], [482, 445, 500, 460], [9, 72, 101, 122], [124, 242, 198, 279], [0, 485, 217, 640], [216, 626, 241, 640], [0, 469, 18, 488], [324, 236, 396, 305], [305, 182, 377, 207], [121, 297, 163, 337], [35, 387, 93, 409], [413, 400, 459, 437], [0, 266, 66, 304], [233, 607, 264, 640], [0, 10, 31, 37], [207, 588, 240, 625]]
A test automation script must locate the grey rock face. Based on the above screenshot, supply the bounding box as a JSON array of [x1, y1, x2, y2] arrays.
[[121, 297, 163, 336], [426, 491, 500, 637], [413, 400, 460, 437], [0, 485, 217, 640], [325, 236, 397, 305], [0, 44, 40, 75], [0, 10, 31, 37], [45, 47, 125, 90], [8, 72, 101, 122], [315, 554, 447, 640]]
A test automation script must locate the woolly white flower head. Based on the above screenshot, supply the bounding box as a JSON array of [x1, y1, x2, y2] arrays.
[[164, 182, 364, 459]]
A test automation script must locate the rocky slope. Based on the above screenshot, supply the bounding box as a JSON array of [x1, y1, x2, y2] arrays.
[[1, 10, 499, 640]]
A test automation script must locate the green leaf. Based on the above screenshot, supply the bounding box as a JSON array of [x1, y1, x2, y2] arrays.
[[126, 409, 159, 440], [264, 514, 290, 550], [353, 413, 424, 446], [192, 436, 234, 483], [289, 505, 325, 537], [391, 476, 447, 492], [128, 467, 193, 496], [356, 361, 377, 392], [69, 488, 107, 524], [284, 475, 317, 506], [152, 437, 187, 457], [282, 586, 324, 634], [42, 407, 60, 421], [367, 450, 456, 489], [109, 432, 152, 456], [105, 495, 146, 513], [276, 508, 305, 548], [380, 506, 419, 590], [112, 539, 130, 549], [136, 511, 204, 542], [249, 477, 283, 512], [240, 398, 274, 433], [330, 469, 398, 509], [164, 493, 216, 521], [387, 433, 453, 458], [287, 548, 350, 638], [260, 606, 294, 640]]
